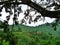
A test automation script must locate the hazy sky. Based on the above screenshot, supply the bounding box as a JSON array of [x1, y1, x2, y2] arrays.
[[0, 0, 56, 27], [0, 6, 56, 27]]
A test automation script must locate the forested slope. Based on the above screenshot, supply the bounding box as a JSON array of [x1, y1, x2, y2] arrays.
[[8, 23, 60, 37]]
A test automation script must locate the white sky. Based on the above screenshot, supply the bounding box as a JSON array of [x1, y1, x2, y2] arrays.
[[0, 0, 57, 27], [0, 5, 56, 27]]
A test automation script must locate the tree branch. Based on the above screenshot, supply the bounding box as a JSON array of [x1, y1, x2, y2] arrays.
[[21, 0, 60, 18], [26, 1, 60, 18], [0, 0, 60, 18]]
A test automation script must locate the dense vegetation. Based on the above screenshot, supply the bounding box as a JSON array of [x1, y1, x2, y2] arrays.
[[0, 21, 60, 45], [0, 30, 60, 45]]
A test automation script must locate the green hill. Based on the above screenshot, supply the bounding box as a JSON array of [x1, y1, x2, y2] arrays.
[[0, 21, 60, 45], [8, 23, 60, 37], [0, 21, 60, 36]]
